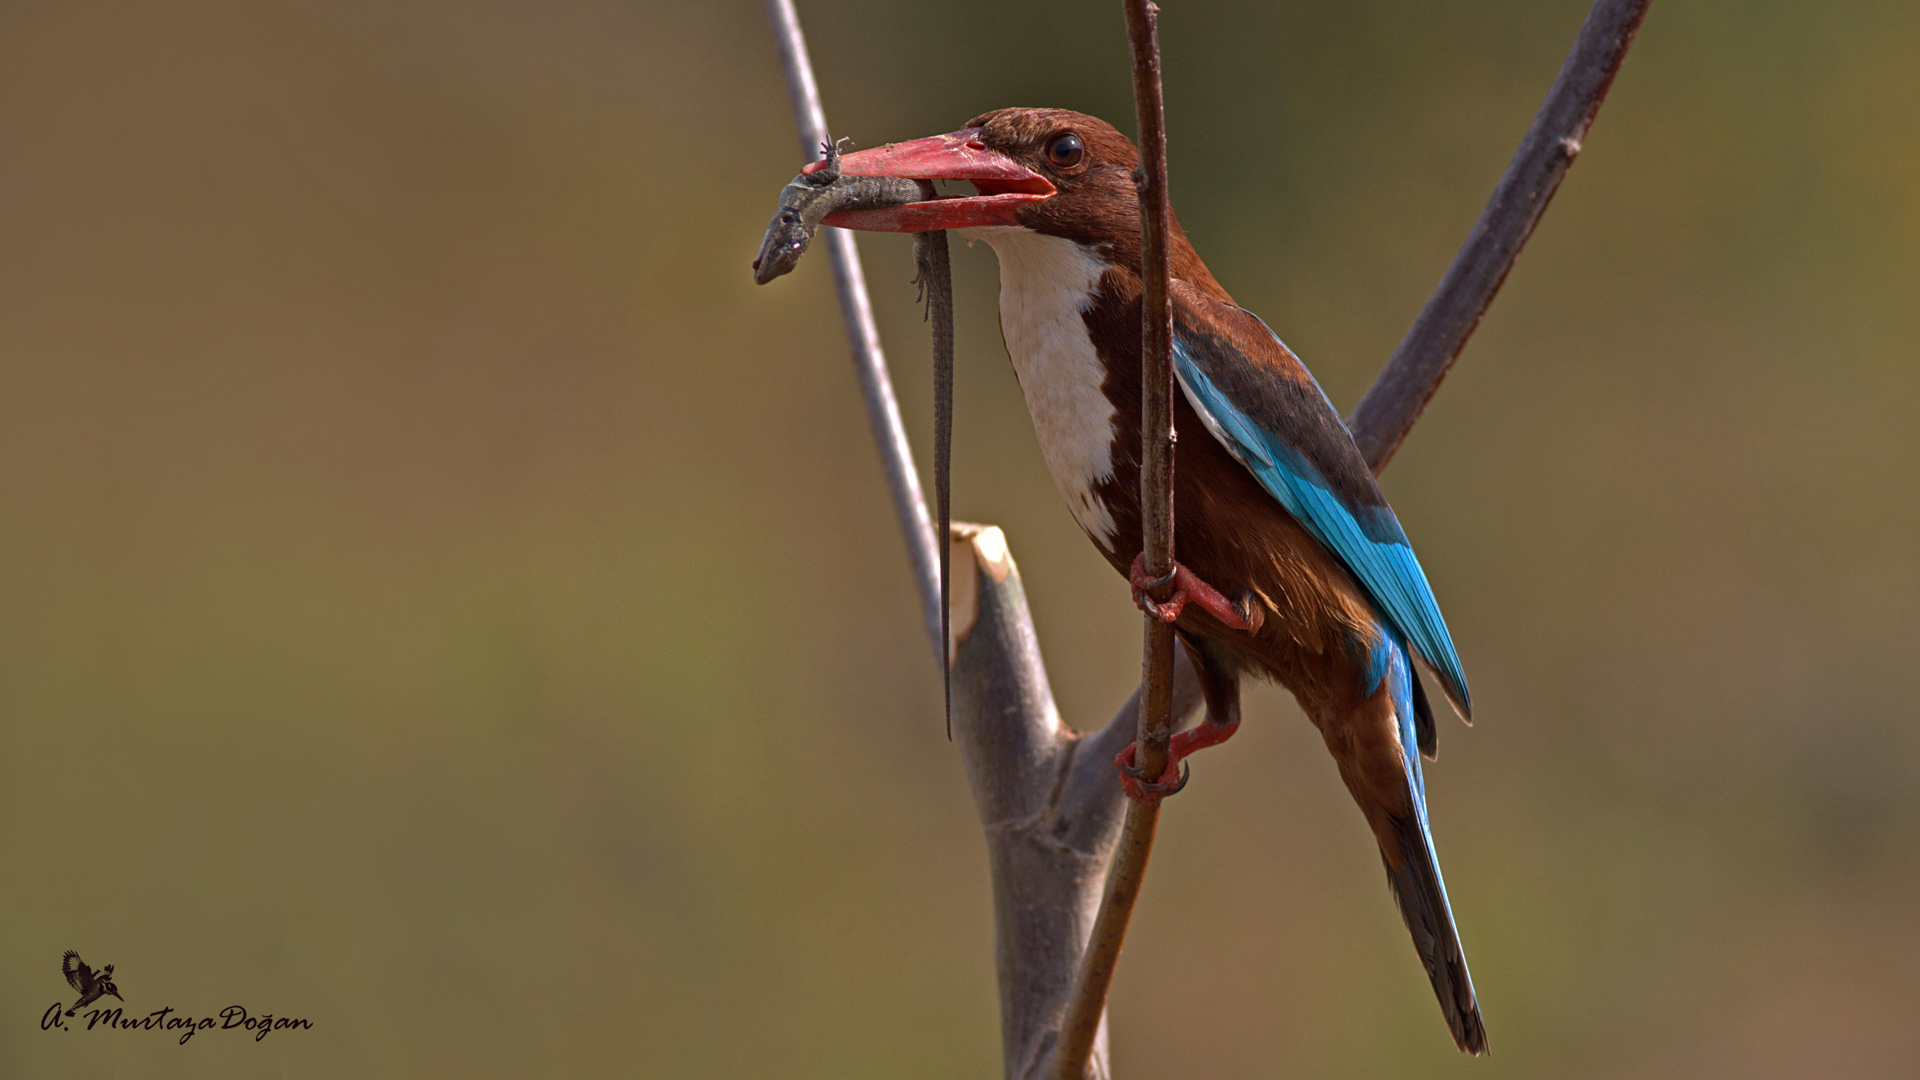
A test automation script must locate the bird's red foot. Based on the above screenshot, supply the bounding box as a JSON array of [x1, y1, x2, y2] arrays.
[[1128, 554, 1255, 631], [1115, 716, 1241, 805]]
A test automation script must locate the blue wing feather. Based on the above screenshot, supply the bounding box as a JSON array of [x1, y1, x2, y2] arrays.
[[1172, 331, 1471, 715]]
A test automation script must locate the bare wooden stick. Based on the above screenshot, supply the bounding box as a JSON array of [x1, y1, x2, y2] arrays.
[[762, 0, 944, 660], [1047, 3, 1177, 1077], [948, 525, 1205, 1080], [1347, 0, 1652, 472]]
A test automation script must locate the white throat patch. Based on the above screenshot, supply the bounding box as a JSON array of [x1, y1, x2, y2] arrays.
[[962, 227, 1120, 548]]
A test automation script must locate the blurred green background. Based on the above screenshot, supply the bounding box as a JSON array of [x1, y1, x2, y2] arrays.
[[3, 0, 1917, 1075]]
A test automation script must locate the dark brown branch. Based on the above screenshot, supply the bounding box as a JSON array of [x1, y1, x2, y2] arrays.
[[1347, 0, 1651, 473], [1048, 2, 1177, 1077]]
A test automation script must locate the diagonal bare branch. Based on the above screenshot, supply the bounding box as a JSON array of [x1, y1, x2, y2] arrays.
[[1348, 0, 1652, 473], [762, 0, 944, 661]]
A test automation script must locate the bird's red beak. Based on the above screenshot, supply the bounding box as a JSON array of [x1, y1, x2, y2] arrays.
[[809, 128, 1054, 231]]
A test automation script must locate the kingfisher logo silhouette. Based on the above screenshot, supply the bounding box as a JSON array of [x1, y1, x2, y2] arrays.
[[61, 951, 123, 1016], [41, 949, 312, 1043]]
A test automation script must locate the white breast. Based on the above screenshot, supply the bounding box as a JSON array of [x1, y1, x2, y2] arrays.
[[961, 227, 1120, 549]]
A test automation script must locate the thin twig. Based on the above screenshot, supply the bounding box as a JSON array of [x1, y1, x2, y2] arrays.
[[1048, 3, 1176, 1077], [1347, 0, 1652, 472], [763, 0, 944, 660]]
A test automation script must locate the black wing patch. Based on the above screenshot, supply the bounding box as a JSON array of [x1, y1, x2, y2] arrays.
[[1411, 668, 1437, 760], [62, 950, 88, 992]]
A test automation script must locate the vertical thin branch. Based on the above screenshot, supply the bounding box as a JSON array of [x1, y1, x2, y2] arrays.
[[1347, 0, 1651, 472], [1049, 3, 1176, 1077], [1129, 0, 1180, 795], [763, 0, 944, 660]]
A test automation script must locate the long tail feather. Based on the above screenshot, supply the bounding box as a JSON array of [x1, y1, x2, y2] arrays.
[[1381, 820, 1487, 1054], [1383, 637, 1486, 1054]]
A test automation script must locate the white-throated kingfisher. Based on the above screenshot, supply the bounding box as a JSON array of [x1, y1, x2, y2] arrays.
[[820, 108, 1486, 1054]]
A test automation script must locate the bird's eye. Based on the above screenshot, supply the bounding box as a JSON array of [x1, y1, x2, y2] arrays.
[[1045, 133, 1084, 169]]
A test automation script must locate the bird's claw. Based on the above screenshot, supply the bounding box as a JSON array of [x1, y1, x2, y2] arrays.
[[1129, 563, 1182, 621], [1128, 554, 1256, 631], [1113, 716, 1240, 806], [1115, 743, 1189, 803]]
